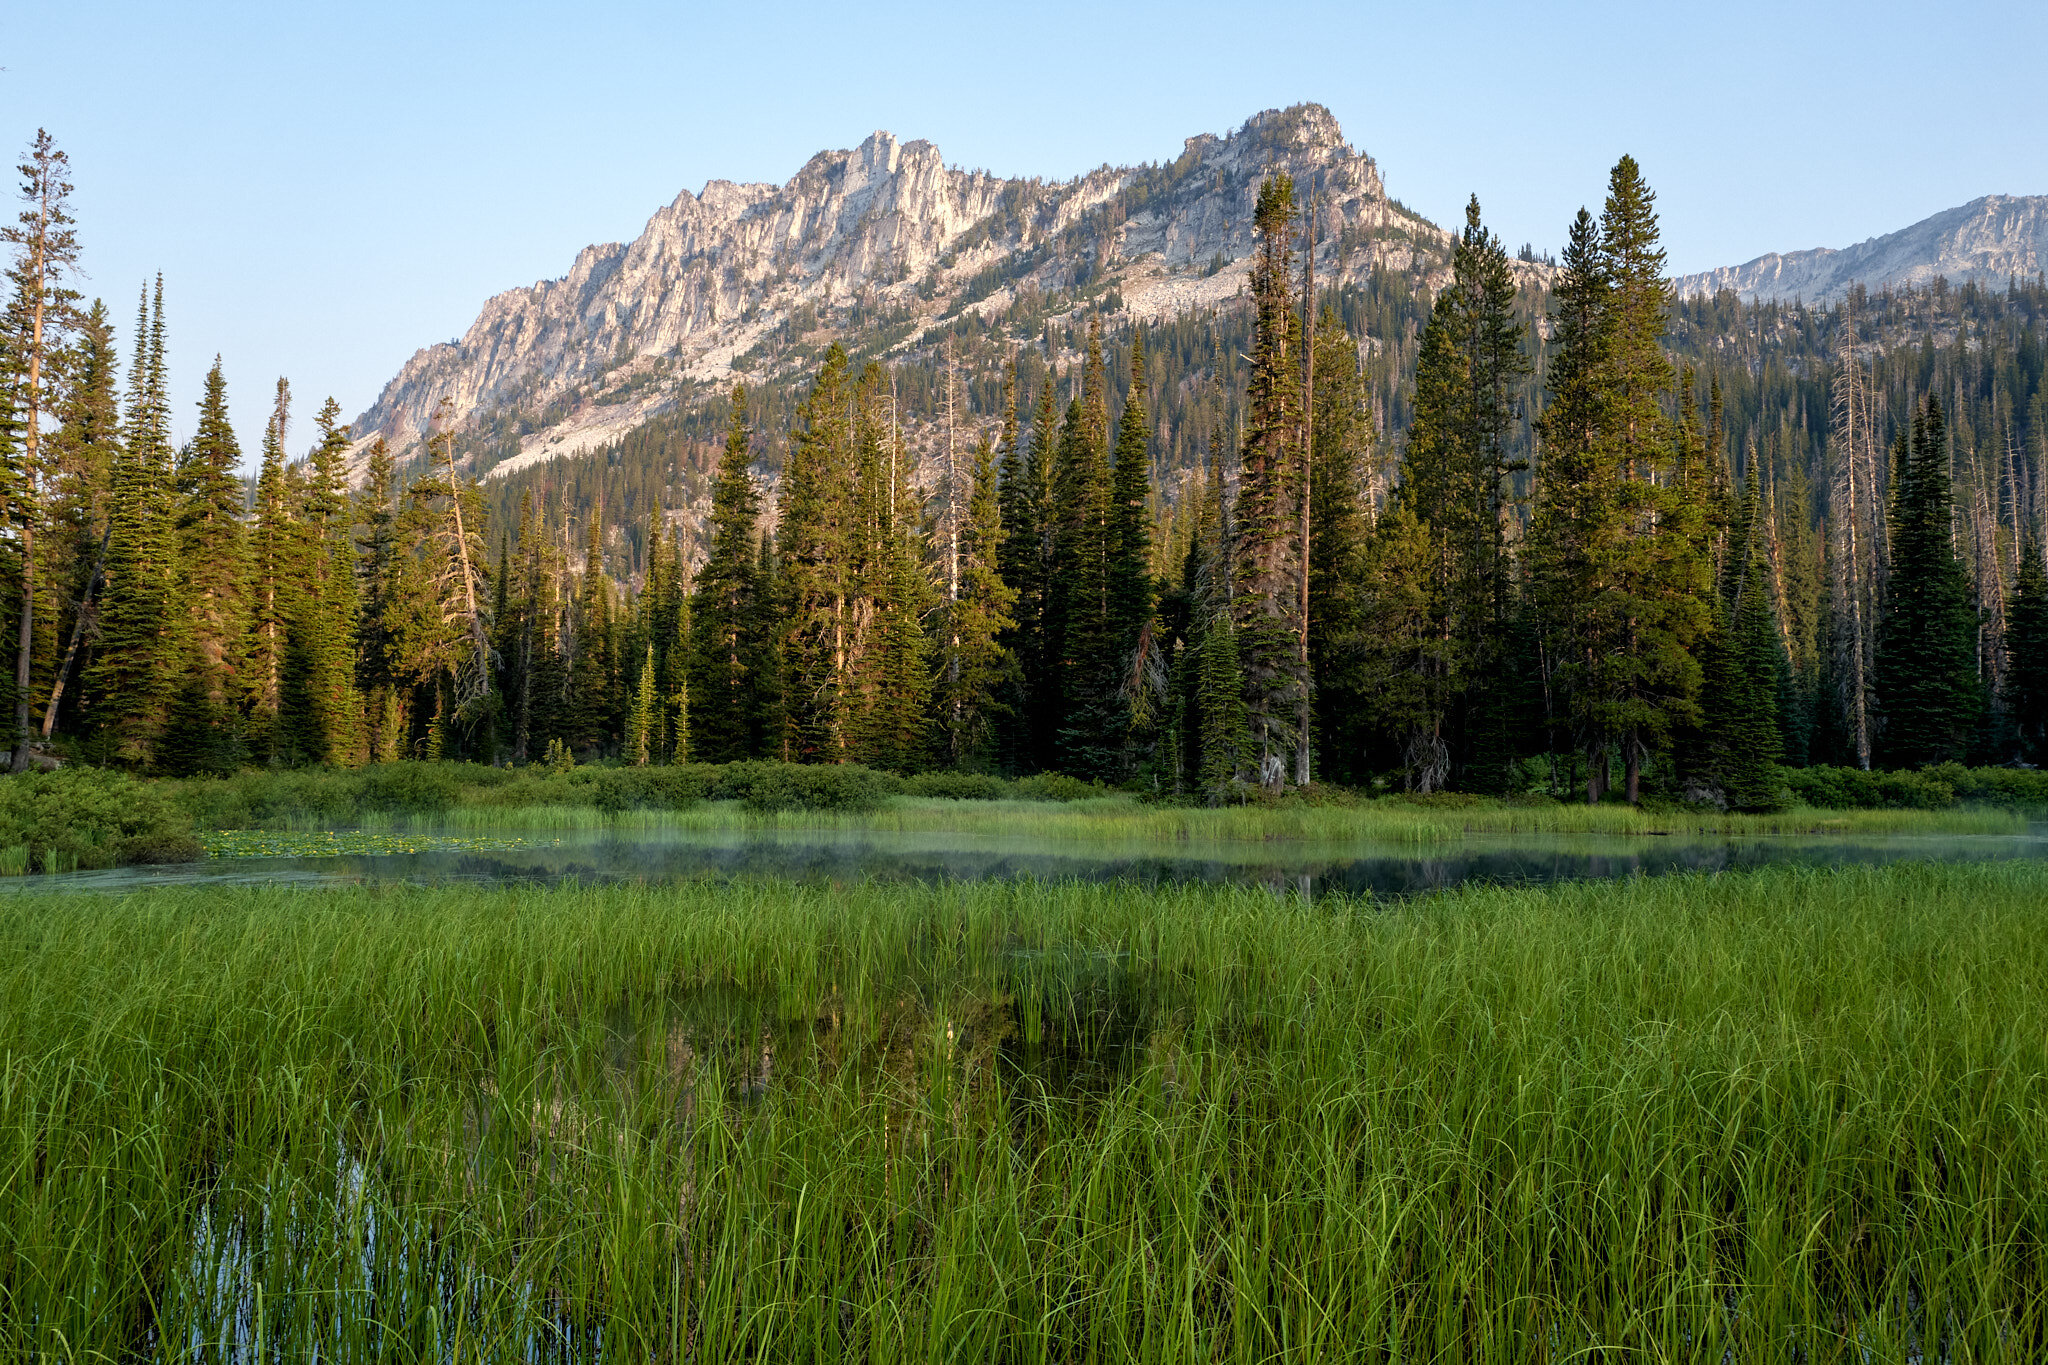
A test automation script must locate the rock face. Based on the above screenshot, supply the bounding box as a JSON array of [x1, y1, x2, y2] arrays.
[[348, 104, 1451, 474], [1676, 195, 2048, 304]]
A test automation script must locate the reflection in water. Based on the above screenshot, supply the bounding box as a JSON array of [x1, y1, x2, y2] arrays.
[[6, 825, 2045, 897]]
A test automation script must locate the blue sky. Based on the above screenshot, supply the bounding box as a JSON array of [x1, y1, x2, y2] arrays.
[[5, 0, 2043, 458]]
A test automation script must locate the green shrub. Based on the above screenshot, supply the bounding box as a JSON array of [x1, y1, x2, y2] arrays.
[[718, 761, 895, 813], [1930, 763, 2048, 808], [579, 765, 715, 812], [1011, 772, 1104, 802], [0, 768, 200, 871], [357, 762, 461, 814], [1776, 763, 2045, 811], [901, 771, 1010, 801]]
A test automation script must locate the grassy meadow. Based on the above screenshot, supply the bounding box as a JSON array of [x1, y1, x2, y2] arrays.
[[5, 860, 2048, 1360]]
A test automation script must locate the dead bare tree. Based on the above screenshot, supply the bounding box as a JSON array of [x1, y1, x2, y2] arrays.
[[1829, 307, 1883, 769], [422, 398, 494, 717]]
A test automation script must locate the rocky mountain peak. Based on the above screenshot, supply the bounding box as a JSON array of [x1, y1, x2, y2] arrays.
[[346, 105, 1442, 477], [1677, 193, 2048, 303]]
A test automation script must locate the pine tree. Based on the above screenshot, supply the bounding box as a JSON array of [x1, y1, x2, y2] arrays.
[[3, 130, 82, 766], [688, 383, 762, 762], [778, 346, 854, 761], [1375, 197, 1530, 792], [164, 356, 246, 771], [747, 533, 784, 757], [1532, 162, 1709, 803], [1359, 503, 1461, 791], [354, 438, 404, 761], [1186, 454, 1247, 801], [625, 641, 656, 766], [86, 279, 179, 766], [567, 515, 615, 756], [1007, 365, 1062, 771], [1875, 396, 1978, 765], [1234, 174, 1307, 790], [1305, 306, 1374, 784], [993, 359, 1038, 773], [40, 297, 119, 739], [278, 397, 363, 764], [937, 434, 1018, 768], [656, 530, 691, 762], [506, 492, 539, 764], [1592, 157, 1710, 800], [244, 377, 292, 760], [2006, 555, 2048, 763], [1686, 480, 1784, 808], [841, 370, 931, 771], [1047, 358, 1116, 777], [411, 399, 495, 754], [1105, 327, 1157, 771]]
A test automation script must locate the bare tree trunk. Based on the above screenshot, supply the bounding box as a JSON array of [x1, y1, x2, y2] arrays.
[[1830, 311, 1879, 769], [431, 398, 493, 710], [41, 528, 110, 741], [1295, 175, 1315, 788], [12, 194, 49, 770]]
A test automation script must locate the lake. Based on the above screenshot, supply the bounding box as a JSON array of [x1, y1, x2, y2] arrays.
[[9, 823, 2044, 895]]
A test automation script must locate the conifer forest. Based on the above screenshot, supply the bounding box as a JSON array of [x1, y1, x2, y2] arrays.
[[16, 90, 2048, 1360], [7, 129, 2048, 808]]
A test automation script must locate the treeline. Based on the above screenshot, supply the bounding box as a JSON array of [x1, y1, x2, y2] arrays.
[[6, 128, 2047, 801]]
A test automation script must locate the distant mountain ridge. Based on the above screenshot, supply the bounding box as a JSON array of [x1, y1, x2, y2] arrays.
[[1676, 194, 2048, 304], [346, 105, 1464, 477]]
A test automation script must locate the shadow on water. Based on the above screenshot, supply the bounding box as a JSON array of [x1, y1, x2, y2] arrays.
[[8, 824, 2046, 898]]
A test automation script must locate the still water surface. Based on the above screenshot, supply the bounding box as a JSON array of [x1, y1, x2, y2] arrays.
[[9, 825, 2045, 896]]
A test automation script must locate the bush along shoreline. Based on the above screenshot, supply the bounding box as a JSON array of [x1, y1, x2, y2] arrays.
[[0, 755, 2040, 875], [0, 768, 201, 873]]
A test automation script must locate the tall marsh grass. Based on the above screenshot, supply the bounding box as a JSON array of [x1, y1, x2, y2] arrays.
[[4, 861, 2047, 1358], [367, 793, 2026, 841], [163, 760, 2031, 844]]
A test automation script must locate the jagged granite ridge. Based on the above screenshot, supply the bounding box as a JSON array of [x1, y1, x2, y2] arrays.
[[1676, 195, 2048, 304], [347, 105, 1452, 476]]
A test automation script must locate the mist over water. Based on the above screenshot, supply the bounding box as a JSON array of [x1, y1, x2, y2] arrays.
[[12, 826, 2046, 897]]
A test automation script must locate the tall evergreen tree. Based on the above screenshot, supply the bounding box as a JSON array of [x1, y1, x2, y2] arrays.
[[244, 377, 292, 760], [688, 383, 763, 763], [1532, 162, 1708, 803], [86, 279, 178, 766], [1013, 366, 1062, 770], [993, 359, 1039, 772], [1105, 328, 1157, 770], [1874, 396, 1978, 765], [1686, 479, 1784, 808], [778, 345, 855, 761], [625, 641, 656, 766], [1594, 158, 1710, 801], [2006, 555, 2048, 763], [1305, 306, 1374, 784], [1047, 360, 1116, 778], [3, 129, 82, 766], [40, 297, 119, 739], [1234, 174, 1307, 789], [937, 434, 1018, 768], [747, 533, 784, 757], [567, 515, 615, 756], [280, 397, 363, 764], [162, 356, 246, 771], [353, 438, 405, 761]]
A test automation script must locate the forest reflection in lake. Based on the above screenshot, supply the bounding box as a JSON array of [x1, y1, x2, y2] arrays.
[[11, 824, 2045, 897]]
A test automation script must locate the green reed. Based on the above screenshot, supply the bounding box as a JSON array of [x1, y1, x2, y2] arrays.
[[359, 793, 2025, 841], [4, 861, 2047, 1360]]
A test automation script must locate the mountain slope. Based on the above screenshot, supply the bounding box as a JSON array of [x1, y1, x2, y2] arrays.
[[348, 105, 1455, 474], [1676, 194, 2048, 303]]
